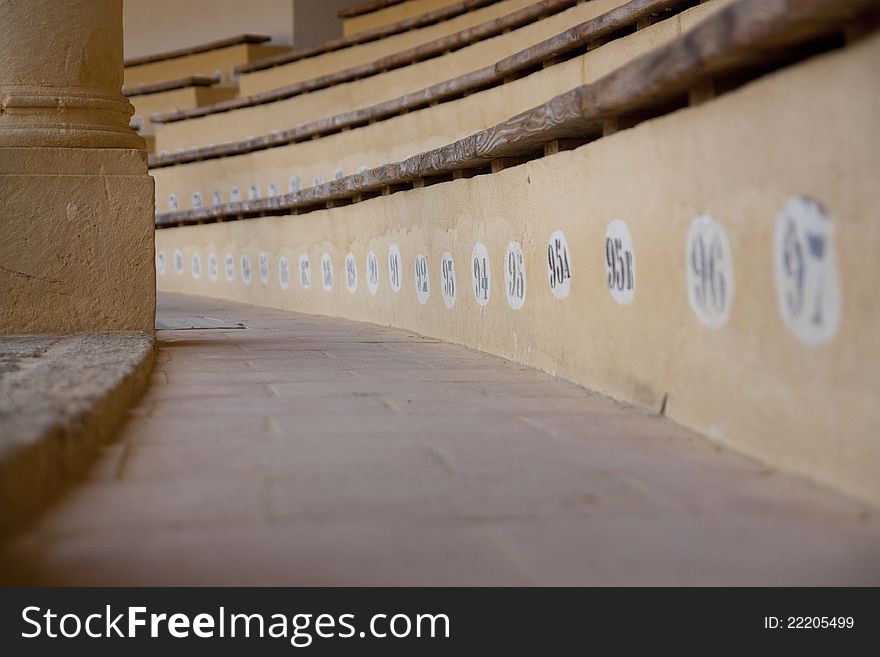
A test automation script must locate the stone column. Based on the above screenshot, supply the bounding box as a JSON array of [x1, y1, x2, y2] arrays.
[[0, 0, 155, 333]]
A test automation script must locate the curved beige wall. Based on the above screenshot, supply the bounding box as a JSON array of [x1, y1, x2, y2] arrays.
[[156, 34, 880, 504]]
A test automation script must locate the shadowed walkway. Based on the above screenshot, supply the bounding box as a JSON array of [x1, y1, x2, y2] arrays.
[[2, 293, 879, 585]]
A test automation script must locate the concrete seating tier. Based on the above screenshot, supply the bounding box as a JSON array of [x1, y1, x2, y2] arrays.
[[125, 75, 237, 154], [152, 0, 880, 507], [124, 34, 289, 88], [235, 0, 529, 97], [340, 0, 408, 16], [152, 0, 637, 154], [341, 0, 467, 36], [149, 0, 722, 212]]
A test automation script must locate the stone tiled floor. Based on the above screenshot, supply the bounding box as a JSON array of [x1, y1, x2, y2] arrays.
[[2, 292, 879, 585]]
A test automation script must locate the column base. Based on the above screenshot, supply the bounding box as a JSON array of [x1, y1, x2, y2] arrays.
[[0, 147, 155, 333]]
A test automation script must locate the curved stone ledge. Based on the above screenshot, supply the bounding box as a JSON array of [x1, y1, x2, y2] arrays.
[[0, 334, 155, 537]]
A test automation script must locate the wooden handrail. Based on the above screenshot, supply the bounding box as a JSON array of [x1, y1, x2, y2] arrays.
[[149, 0, 694, 168], [155, 0, 878, 229], [125, 34, 271, 68]]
